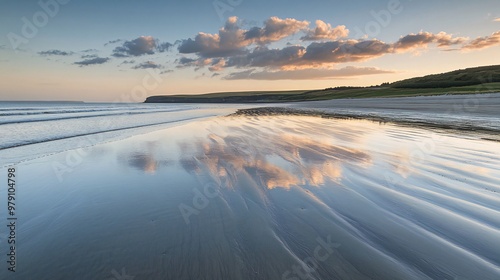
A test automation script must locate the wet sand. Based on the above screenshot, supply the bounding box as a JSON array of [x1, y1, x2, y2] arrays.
[[1, 114, 500, 279], [292, 93, 500, 116], [291, 93, 500, 137]]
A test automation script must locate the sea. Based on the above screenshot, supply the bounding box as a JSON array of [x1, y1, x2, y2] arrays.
[[0, 101, 248, 166]]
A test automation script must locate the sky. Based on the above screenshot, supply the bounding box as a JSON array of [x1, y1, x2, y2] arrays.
[[0, 0, 499, 102]]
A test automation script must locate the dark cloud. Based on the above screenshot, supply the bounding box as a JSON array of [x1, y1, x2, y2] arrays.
[[81, 49, 98, 53], [38, 49, 75, 56], [302, 40, 392, 63], [226, 45, 305, 68], [132, 61, 162, 69], [178, 57, 198, 66], [160, 70, 173, 74], [112, 36, 172, 57], [221, 40, 392, 70], [119, 60, 136, 65], [104, 39, 122, 46], [157, 42, 174, 52], [462, 31, 500, 50], [81, 54, 98, 59], [74, 57, 110, 66], [178, 36, 247, 58], [177, 17, 247, 58], [224, 66, 394, 80], [178, 39, 395, 72]]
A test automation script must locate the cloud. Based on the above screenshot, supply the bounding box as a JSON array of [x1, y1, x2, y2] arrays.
[[222, 39, 394, 70], [244, 16, 309, 44], [179, 18, 471, 71], [74, 57, 110, 66], [302, 40, 392, 64], [178, 16, 308, 58], [224, 66, 394, 80], [494, 18, 500, 22], [91, 18, 497, 76], [81, 49, 98, 53], [301, 20, 349, 41], [208, 58, 226, 71], [462, 31, 500, 50], [226, 45, 305, 68], [119, 60, 136, 65], [393, 31, 468, 51], [104, 39, 122, 46], [177, 57, 210, 68], [112, 36, 172, 57], [178, 17, 249, 58], [180, 40, 388, 71], [180, 24, 476, 71], [177, 57, 198, 66], [132, 61, 162, 69], [38, 49, 75, 56], [81, 54, 98, 59], [157, 42, 174, 52]]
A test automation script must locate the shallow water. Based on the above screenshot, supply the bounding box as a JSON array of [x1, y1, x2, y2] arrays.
[[1, 115, 499, 279], [0, 102, 251, 166]]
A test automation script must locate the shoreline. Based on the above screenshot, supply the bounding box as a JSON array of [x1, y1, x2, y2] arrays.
[[230, 107, 500, 142]]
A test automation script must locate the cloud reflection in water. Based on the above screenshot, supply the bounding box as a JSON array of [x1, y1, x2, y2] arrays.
[[178, 116, 372, 190]]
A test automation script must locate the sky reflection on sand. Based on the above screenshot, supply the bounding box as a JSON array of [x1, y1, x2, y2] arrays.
[[6, 115, 500, 280], [177, 117, 372, 190], [113, 115, 500, 279]]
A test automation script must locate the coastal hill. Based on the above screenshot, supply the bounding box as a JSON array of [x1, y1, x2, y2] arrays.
[[145, 65, 500, 103]]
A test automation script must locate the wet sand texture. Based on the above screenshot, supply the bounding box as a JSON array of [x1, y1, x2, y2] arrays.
[[2, 115, 499, 279]]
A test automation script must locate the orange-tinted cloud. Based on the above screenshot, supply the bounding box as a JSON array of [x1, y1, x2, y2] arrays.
[[178, 16, 308, 58], [178, 19, 472, 73], [462, 31, 500, 50], [244, 16, 309, 44], [393, 31, 468, 51], [301, 20, 349, 41]]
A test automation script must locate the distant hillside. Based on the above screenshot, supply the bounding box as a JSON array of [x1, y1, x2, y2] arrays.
[[145, 90, 308, 103], [390, 65, 500, 88], [145, 65, 500, 103]]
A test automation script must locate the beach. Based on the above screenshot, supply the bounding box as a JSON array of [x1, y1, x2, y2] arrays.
[[1, 97, 499, 279], [3, 0, 500, 278]]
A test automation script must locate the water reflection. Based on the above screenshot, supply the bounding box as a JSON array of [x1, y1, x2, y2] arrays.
[[16, 114, 500, 280], [127, 153, 159, 174], [177, 117, 372, 190], [118, 142, 173, 174]]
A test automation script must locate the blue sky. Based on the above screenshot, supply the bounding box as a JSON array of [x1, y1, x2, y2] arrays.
[[1, 0, 499, 101]]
